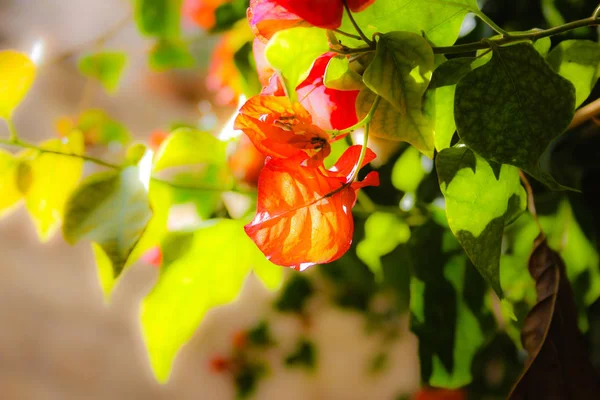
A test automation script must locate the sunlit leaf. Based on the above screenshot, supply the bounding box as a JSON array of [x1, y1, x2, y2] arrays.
[[436, 146, 526, 297], [141, 219, 282, 382], [92, 242, 117, 301], [0, 149, 23, 217], [429, 57, 474, 151], [356, 89, 434, 158], [454, 43, 575, 188], [392, 146, 426, 193], [339, 0, 476, 48], [264, 27, 329, 100], [24, 132, 85, 241], [324, 55, 364, 91], [148, 39, 195, 71], [0, 50, 36, 119], [63, 167, 152, 285], [134, 0, 182, 38], [546, 39, 600, 107], [152, 128, 227, 172], [363, 31, 434, 114], [78, 51, 128, 94], [356, 212, 410, 280], [58, 109, 131, 146]]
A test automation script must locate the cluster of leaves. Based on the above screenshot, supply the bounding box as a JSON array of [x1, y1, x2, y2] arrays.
[[2, 0, 600, 397]]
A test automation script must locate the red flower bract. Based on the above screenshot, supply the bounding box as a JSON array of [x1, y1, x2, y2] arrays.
[[248, 0, 308, 42], [272, 0, 344, 29], [244, 146, 379, 270]]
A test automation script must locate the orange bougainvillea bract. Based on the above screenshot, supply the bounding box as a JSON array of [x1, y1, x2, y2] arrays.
[[244, 146, 378, 270]]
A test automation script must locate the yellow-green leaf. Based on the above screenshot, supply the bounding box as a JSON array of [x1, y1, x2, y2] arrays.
[[0, 149, 23, 217], [153, 128, 227, 172], [63, 166, 152, 293], [25, 132, 85, 241], [78, 52, 128, 94], [141, 219, 282, 382], [0, 50, 36, 119]]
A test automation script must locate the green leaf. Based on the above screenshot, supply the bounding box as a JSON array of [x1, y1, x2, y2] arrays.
[[436, 146, 526, 297], [0, 149, 23, 216], [24, 132, 85, 241], [454, 43, 576, 187], [78, 52, 128, 94], [546, 40, 600, 107], [209, 0, 248, 33], [264, 27, 329, 101], [233, 41, 262, 98], [141, 219, 282, 382], [324, 56, 364, 91], [63, 167, 152, 283], [356, 89, 434, 157], [0, 50, 36, 119], [285, 339, 316, 369], [356, 212, 410, 280], [391, 146, 427, 193], [340, 0, 477, 48], [363, 32, 434, 114], [152, 128, 227, 172], [409, 221, 492, 388], [148, 39, 195, 71], [429, 57, 474, 151], [134, 0, 182, 38], [92, 243, 117, 301], [75, 109, 131, 146]]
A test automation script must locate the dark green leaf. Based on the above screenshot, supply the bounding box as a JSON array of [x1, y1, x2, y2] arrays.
[[454, 43, 576, 188], [275, 273, 313, 313], [546, 39, 600, 107], [285, 339, 316, 370], [209, 0, 248, 33], [148, 39, 195, 71], [134, 0, 181, 38], [78, 52, 127, 93], [233, 41, 262, 98]]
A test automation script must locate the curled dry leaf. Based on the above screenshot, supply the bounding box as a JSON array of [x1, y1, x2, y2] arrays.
[[245, 145, 379, 269], [509, 234, 600, 399]]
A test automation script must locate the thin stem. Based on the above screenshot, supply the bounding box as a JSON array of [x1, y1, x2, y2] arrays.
[[327, 95, 381, 136], [594, 4, 600, 19], [0, 138, 256, 194], [519, 170, 544, 237], [343, 0, 375, 47], [0, 138, 121, 169], [328, 46, 375, 55], [473, 10, 508, 36], [569, 97, 600, 129], [432, 15, 600, 54], [6, 119, 18, 142], [350, 121, 370, 182], [333, 28, 363, 41]]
